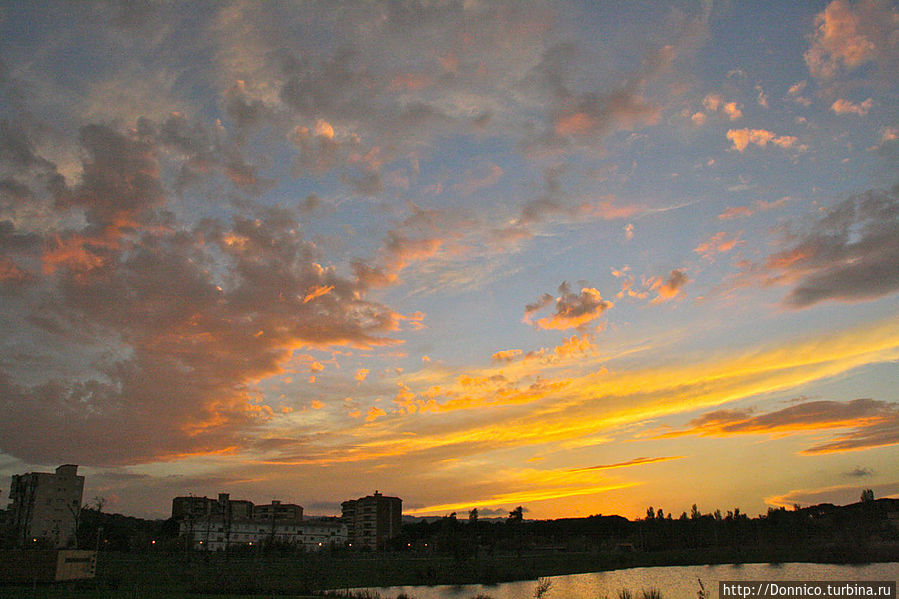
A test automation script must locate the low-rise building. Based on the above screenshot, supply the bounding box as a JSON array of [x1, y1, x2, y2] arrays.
[[180, 517, 345, 551], [172, 492, 343, 551]]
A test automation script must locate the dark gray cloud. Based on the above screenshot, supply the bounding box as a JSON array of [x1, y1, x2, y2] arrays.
[[760, 190, 899, 308], [844, 466, 874, 478], [0, 120, 404, 466], [664, 398, 899, 455]]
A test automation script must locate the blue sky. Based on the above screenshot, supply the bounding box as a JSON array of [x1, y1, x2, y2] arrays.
[[0, 0, 897, 520]]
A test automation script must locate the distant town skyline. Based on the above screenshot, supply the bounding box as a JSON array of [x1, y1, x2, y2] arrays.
[[0, 0, 897, 521]]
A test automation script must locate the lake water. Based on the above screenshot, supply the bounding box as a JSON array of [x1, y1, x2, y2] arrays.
[[356, 562, 899, 598]]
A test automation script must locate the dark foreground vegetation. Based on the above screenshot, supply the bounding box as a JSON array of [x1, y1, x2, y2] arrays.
[[1, 497, 897, 597]]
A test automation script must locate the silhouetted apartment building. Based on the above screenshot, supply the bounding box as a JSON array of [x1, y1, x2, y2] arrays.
[[254, 500, 303, 522], [6, 465, 84, 548], [341, 491, 402, 550], [171, 493, 253, 522]]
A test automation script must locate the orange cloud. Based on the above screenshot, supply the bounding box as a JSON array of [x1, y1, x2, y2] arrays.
[[649, 269, 688, 303], [554, 111, 598, 136], [258, 317, 899, 470], [553, 334, 597, 358], [701, 94, 743, 121], [366, 406, 386, 422], [313, 119, 335, 139], [831, 97, 873, 115], [804, 0, 892, 79], [492, 349, 523, 363], [389, 73, 432, 91], [524, 282, 612, 330], [694, 231, 743, 260], [727, 128, 799, 152], [718, 206, 753, 220], [405, 466, 638, 515], [303, 284, 334, 303], [659, 398, 899, 455], [0, 257, 28, 282], [568, 456, 684, 472]]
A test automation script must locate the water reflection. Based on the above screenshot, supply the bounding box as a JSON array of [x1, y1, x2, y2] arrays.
[[356, 562, 899, 599]]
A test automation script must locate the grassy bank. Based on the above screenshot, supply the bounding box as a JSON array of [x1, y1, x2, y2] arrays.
[[0, 543, 895, 598]]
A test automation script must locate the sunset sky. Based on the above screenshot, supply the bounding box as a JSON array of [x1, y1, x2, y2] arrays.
[[1, 0, 897, 521]]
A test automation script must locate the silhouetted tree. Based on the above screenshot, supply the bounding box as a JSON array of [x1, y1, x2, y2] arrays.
[[860, 489, 874, 502]]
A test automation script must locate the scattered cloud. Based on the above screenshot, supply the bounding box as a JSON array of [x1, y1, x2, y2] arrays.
[[452, 163, 504, 196], [787, 80, 813, 107], [493, 349, 524, 363], [702, 94, 743, 120], [727, 128, 800, 152], [366, 406, 386, 422], [755, 84, 769, 108], [831, 98, 874, 116], [805, 0, 899, 80], [844, 466, 874, 477], [719, 197, 792, 220], [524, 282, 613, 330], [648, 269, 689, 303], [694, 231, 743, 261], [719, 206, 753, 220]]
